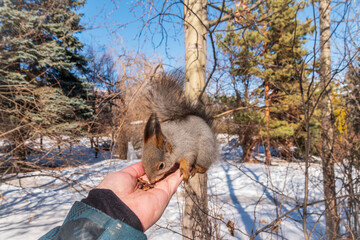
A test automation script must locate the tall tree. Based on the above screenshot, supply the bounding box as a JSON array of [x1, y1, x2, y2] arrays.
[[344, 54, 360, 239], [217, 0, 313, 164], [346, 56, 360, 138], [183, 1, 210, 238], [318, 0, 339, 238], [216, 27, 261, 163], [0, 0, 92, 168]]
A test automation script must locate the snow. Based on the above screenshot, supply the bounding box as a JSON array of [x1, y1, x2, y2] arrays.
[[0, 136, 329, 239]]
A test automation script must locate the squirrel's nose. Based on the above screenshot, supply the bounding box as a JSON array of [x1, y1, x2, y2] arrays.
[[149, 178, 156, 184]]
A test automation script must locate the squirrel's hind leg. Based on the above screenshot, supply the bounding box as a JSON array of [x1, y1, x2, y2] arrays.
[[190, 164, 208, 177], [180, 159, 207, 182]]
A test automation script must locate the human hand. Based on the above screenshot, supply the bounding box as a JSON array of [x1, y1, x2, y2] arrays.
[[96, 162, 183, 231]]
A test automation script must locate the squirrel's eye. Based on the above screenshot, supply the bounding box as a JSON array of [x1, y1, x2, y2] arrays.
[[158, 162, 165, 170]]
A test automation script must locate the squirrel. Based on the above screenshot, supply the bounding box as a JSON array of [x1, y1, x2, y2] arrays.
[[141, 73, 217, 184]]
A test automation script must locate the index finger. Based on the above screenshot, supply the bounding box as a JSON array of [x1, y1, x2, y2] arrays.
[[121, 161, 145, 178]]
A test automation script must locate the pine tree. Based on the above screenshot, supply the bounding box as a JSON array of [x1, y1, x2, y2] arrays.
[[217, 0, 313, 163], [0, 0, 92, 167]]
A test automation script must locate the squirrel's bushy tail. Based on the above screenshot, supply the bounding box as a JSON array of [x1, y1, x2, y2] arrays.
[[147, 72, 213, 128]]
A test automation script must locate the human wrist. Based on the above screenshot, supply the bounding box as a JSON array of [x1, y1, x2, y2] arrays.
[[81, 189, 144, 232]]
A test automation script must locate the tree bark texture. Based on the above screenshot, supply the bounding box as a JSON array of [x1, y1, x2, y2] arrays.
[[183, 0, 211, 239], [264, 79, 271, 165], [182, 173, 210, 239], [184, 0, 207, 100], [319, 0, 339, 239], [117, 125, 128, 160]]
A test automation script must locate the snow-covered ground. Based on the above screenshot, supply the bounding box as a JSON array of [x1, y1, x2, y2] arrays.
[[0, 135, 328, 239]]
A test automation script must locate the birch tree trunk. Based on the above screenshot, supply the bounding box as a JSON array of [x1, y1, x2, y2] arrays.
[[319, 0, 339, 239], [183, 0, 210, 238]]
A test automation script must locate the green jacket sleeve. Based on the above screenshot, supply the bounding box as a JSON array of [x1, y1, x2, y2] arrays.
[[39, 201, 147, 240]]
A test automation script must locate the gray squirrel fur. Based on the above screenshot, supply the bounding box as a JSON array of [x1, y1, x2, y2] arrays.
[[142, 73, 217, 184]]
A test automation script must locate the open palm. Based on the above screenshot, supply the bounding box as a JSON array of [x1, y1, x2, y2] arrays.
[[97, 162, 183, 231]]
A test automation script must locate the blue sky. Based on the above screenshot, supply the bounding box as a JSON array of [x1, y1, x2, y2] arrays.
[[76, 0, 357, 80], [76, 1, 319, 67], [77, 0, 185, 68]]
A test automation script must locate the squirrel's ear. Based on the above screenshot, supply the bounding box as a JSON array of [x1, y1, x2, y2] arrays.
[[165, 140, 172, 153], [144, 113, 171, 150], [144, 113, 162, 143]]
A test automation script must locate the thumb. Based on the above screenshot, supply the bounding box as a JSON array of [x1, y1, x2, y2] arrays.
[[159, 169, 183, 195]]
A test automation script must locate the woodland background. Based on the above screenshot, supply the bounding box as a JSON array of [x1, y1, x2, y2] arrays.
[[0, 0, 359, 239]]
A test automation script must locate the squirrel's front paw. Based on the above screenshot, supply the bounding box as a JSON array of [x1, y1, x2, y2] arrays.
[[181, 168, 191, 182], [179, 158, 191, 183]]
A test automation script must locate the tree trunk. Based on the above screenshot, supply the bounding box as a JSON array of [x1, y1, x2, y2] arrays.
[[183, 173, 210, 239], [12, 136, 26, 162], [40, 135, 43, 150], [242, 143, 253, 163], [319, 0, 339, 239], [184, 0, 207, 98], [183, 0, 210, 239], [95, 137, 99, 158], [8, 131, 28, 173], [264, 79, 271, 165], [239, 127, 257, 163], [117, 128, 128, 160]]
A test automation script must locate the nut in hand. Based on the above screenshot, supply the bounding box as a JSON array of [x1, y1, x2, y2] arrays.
[[137, 177, 155, 191]]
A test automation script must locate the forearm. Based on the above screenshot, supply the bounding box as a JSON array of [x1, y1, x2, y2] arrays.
[[40, 189, 146, 240]]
